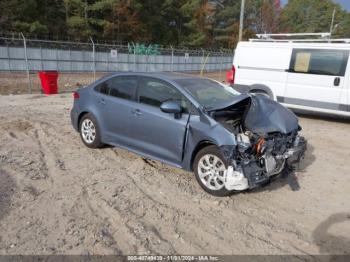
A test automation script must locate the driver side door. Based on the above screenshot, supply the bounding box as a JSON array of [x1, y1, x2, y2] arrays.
[[128, 77, 190, 166]]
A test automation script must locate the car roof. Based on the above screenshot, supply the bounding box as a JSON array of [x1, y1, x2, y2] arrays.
[[105, 71, 205, 82], [95, 72, 217, 109]]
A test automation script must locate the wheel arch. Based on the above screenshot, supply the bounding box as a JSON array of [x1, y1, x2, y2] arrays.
[[190, 140, 217, 171], [249, 84, 275, 100], [78, 111, 90, 129]]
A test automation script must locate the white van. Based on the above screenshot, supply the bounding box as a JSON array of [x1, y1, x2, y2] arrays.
[[228, 33, 350, 117]]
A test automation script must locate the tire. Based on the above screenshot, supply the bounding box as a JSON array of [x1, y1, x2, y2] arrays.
[[79, 113, 104, 148], [193, 145, 233, 197], [250, 90, 271, 99]]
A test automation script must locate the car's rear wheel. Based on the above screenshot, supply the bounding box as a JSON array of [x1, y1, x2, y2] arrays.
[[79, 113, 103, 148], [193, 145, 233, 197]]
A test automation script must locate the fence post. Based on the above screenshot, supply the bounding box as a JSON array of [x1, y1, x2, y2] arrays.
[[20, 32, 32, 93], [170, 45, 174, 72], [40, 46, 43, 70], [55, 46, 59, 71], [69, 48, 72, 72], [106, 44, 110, 72], [6, 44, 11, 72], [200, 53, 210, 76], [220, 50, 223, 82], [132, 42, 136, 71], [90, 37, 96, 81], [200, 48, 205, 73]]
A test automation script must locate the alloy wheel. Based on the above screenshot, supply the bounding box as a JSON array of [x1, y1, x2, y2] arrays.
[[197, 154, 226, 190], [81, 119, 96, 144]]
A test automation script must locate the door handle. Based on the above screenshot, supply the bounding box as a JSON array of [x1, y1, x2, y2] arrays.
[[99, 98, 106, 105], [334, 77, 340, 86], [132, 109, 142, 116]]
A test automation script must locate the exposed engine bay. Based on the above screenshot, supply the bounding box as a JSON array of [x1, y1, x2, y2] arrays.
[[211, 95, 307, 191]]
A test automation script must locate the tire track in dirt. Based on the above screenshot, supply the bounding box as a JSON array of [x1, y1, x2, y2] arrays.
[[83, 147, 275, 253], [83, 185, 175, 254], [0, 116, 311, 255], [79, 147, 218, 253], [1, 94, 349, 255]]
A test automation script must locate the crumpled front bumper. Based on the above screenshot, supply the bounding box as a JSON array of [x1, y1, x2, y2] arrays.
[[239, 136, 307, 190], [284, 136, 307, 169]]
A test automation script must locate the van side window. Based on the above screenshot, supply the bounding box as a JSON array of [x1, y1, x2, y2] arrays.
[[290, 49, 349, 76]]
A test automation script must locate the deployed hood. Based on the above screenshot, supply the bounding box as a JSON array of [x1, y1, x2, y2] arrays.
[[205, 94, 251, 111], [209, 94, 299, 136], [244, 95, 299, 135]]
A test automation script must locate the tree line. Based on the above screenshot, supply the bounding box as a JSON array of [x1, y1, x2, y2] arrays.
[[0, 0, 349, 48]]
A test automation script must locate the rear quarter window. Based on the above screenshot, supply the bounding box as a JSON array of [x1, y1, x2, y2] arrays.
[[290, 49, 349, 76]]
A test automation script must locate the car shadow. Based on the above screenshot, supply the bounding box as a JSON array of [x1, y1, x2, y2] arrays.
[[0, 169, 16, 222], [245, 142, 316, 194], [313, 213, 350, 255], [102, 141, 315, 195]]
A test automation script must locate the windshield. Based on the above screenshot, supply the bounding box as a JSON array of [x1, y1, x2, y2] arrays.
[[175, 78, 238, 109]]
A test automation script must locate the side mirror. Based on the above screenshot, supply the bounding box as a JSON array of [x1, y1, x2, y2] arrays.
[[160, 100, 182, 115]]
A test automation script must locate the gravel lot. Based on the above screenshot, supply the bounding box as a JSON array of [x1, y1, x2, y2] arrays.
[[0, 93, 349, 256]]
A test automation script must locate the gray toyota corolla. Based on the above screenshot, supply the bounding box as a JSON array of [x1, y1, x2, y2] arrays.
[[71, 72, 306, 196]]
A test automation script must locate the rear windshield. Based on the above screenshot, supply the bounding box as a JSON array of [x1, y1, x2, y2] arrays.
[[175, 78, 238, 109]]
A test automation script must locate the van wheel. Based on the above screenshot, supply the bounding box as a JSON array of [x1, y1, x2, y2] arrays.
[[193, 145, 233, 197], [79, 113, 104, 148]]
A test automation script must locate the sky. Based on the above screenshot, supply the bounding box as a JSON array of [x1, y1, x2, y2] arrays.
[[280, 0, 350, 11]]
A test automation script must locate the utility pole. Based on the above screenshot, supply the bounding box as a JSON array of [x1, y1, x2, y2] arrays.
[[239, 0, 245, 42], [329, 7, 336, 39]]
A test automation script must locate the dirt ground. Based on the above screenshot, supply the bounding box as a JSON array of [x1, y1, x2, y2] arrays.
[[0, 93, 349, 256]]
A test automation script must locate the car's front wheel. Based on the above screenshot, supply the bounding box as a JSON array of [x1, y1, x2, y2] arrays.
[[193, 145, 233, 197], [79, 113, 104, 148]]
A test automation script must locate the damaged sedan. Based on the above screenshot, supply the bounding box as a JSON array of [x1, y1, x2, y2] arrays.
[[71, 72, 307, 196]]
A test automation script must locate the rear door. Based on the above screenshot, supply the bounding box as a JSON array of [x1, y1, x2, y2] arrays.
[[284, 48, 349, 113], [233, 43, 290, 99], [95, 75, 138, 146], [128, 77, 190, 166]]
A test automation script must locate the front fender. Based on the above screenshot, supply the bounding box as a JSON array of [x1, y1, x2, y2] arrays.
[[181, 114, 236, 171]]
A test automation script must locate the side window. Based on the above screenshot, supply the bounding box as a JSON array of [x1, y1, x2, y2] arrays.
[[94, 76, 138, 100], [109, 76, 138, 100], [138, 77, 189, 113], [95, 81, 110, 95], [290, 49, 348, 76]]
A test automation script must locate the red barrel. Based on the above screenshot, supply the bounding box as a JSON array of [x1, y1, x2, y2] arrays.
[[38, 71, 59, 95]]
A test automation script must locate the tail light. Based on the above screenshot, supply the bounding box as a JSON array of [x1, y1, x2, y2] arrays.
[[73, 91, 80, 99], [226, 65, 236, 85]]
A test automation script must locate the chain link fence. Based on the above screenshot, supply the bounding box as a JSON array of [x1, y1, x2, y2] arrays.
[[0, 33, 233, 94]]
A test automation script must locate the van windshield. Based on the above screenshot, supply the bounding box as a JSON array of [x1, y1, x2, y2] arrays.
[[175, 78, 238, 110]]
